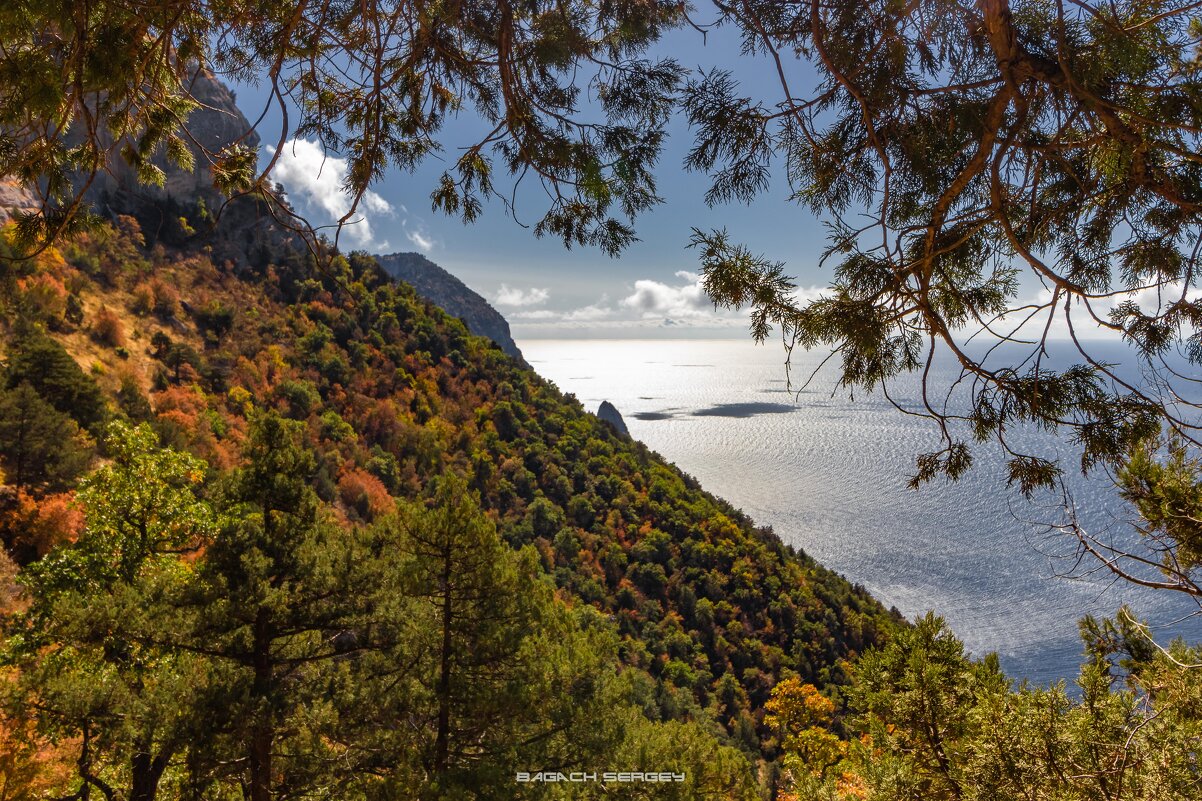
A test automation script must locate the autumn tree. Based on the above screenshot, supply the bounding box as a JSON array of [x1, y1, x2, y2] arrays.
[[764, 677, 843, 785], [3, 421, 215, 801]]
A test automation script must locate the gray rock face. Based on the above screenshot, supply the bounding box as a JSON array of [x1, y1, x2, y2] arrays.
[[60, 69, 306, 270], [4, 69, 254, 231], [0, 181, 37, 225], [376, 252, 525, 364], [597, 400, 630, 437], [73, 68, 260, 211]]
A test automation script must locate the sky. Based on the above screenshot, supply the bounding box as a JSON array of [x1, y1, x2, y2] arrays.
[[226, 20, 830, 339], [222, 16, 1179, 345]]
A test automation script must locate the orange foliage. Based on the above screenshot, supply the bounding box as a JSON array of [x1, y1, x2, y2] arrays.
[[0, 548, 23, 615], [90, 305, 126, 348], [16, 273, 68, 320], [150, 278, 180, 318], [130, 281, 156, 315], [337, 468, 393, 522], [836, 770, 870, 799], [154, 384, 209, 417], [0, 490, 83, 561], [0, 712, 77, 799], [152, 385, 245, 469]]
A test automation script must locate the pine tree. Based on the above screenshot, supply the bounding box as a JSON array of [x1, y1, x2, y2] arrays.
[[2, 332, 107, 432], [0, 382, 91, 492], [182, 410, 375, 800]]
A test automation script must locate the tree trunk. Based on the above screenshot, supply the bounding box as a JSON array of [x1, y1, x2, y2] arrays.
[[129, 747, 172, 801], [433, 541, 453, 776], [249, 608, 273, 801]]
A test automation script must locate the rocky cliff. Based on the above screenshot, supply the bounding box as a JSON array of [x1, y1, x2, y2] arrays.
[[376, 252, 525, 364], [61, 69, 307, 270], [3, 71, 528, 366], [73, 69, 259, 214]]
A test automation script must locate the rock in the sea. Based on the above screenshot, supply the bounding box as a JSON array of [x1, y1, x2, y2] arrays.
[[597, 400, 630, 437]]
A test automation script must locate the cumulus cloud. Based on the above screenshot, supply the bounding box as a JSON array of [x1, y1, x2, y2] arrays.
[[620, 270, 713, 318], [563, 301, 615, 322], [510, 309, 561, 320], [988, 281, 1202, 344], [267, 138, 395, 250], [496, 285, 551, 307]]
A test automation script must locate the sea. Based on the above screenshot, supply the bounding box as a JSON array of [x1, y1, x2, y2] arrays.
[[521, 337, 1202, 685]]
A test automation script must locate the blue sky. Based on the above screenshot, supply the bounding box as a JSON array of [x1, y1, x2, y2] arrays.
[[227, 20, 834, 339]]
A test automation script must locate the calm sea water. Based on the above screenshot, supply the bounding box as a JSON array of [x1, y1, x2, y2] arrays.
[[522, 338, 1202, 685]]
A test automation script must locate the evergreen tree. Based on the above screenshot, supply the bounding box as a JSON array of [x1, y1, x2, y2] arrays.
[[364, 477, 611, 799], [182, 410, 376, 800], [2, 332, 107, 431], [779, 612, 1202, 801], [0, 382, 91, 492]]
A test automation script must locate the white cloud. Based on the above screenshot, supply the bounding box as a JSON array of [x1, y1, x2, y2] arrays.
[[563, 302, 615, 321], [496, 285, 550, 307], [267, 138, 394, 250], [502, 271, 836, 337], [510, 309, 561, 320], [992, 282, 1202, 343], [620, 270, 713, 318], [406, 229, 434, 253]]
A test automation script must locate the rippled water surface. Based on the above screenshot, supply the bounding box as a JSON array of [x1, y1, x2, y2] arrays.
[[522, 338, 1202, 684]]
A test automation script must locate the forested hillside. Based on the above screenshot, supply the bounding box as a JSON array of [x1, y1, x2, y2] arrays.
[[0, 210, 894, 798]]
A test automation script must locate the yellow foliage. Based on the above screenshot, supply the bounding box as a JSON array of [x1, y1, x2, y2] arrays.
[[767, 678, 845, 779], [765, 677, 836, 732], [227, 385, 253, 414]]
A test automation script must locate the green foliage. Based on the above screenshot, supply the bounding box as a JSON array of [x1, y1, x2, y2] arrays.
[[0, 382, 92, 492], [782, 612, 1202, 801], [0, 220, 896, 796], [2, 330, 107, 431], [1119, 437, 1202, 577], [5, 422, 216, 801], [3, 412, 754, 799]]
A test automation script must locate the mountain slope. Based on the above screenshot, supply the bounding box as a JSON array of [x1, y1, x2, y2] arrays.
[[376, 251, 525, 364], [0, 70, 897, 772], [0, 217, 896, 766]]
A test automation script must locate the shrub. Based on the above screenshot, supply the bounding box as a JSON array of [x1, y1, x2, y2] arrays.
[[91, 306, 126, 348], [64, 293, 84, 325], [151, 279, 180, 319], [130, 282, 155, 315], [194, 299, 235, 339], [337, 468, 393, 522]]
